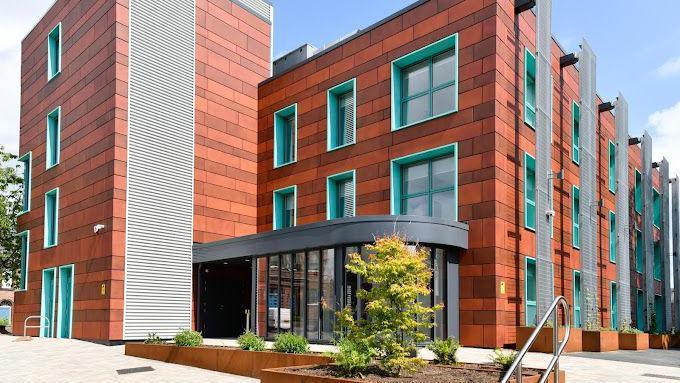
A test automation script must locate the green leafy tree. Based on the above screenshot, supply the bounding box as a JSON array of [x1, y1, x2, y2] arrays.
[[0, 147, 22, 287], [336, 235, 442, 376]]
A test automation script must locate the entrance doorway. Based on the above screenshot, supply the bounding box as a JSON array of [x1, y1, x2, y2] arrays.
[[199, 258, 252, 338]]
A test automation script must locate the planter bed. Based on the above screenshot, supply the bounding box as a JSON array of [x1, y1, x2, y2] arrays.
[[618, 333, 649, 350], [516, 327, 582, 353], [261, 364, 566, 383], [582, 330, 618, 352], [649, 334, 670, 350], [124, 343, 332, 378]]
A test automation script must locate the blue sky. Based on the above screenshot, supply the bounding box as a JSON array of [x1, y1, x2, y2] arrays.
[[3, 1, 680, 173]]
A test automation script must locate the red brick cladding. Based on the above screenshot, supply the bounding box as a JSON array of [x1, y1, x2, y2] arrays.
[[14, 0, 129, 341], [194, 0, 271, 243]]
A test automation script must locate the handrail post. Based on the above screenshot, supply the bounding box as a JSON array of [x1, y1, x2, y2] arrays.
[[516, 361, 523, 383], [553, 310, 559, 383]]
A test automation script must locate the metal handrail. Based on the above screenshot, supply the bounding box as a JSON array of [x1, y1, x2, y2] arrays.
[[23, 315, 50, 338], [501, 296, 571, 383]]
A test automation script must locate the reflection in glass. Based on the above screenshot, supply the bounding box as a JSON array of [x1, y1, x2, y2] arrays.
[[321, 249, 336, 341], [280, 254, 292, 331], [402, 60, 430, 97], [306, 251, 320, 339], [434, 249, 446, 339], [267, 256, 279, 337], [293, 252, 305, 336]]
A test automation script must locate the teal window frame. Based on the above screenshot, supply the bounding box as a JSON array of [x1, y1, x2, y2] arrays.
[[610, 281, 618, 329], [524, 48, 537, 129], [46, 106, 61, 169], [608, 140, 616, 193], [525, 256, 537, 326], [572, 186, 580, 249], [635, 229, 644, 273], [524, 152, 536, 231], [572, 101, 580, 164], [636, 289, 645, 330], [273, 104, 297, 168], [609, 211, 616, 263], [327, 78, 356, 151], [44, 188, 59, 248], [655, 294, 665, 332], [634, 169, 642, 214], [653, 187, 661, 228], [390, 33, 458, 131], [47, 23, 62, 81], [654, 241, 662, 281], [18, 152, 32, 214], [573, 270, 581, 328], [327, 170, 356, 219], [272, 185, 296, 230], [390, 143, 458, 220], [17, 230, 30, 291], [57, 264, 75, 339], [40, 267, 57, 337]]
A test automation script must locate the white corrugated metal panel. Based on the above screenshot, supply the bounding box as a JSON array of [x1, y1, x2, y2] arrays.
[[642, 132, 654, 330], [615, 93, 631, 326], [660, 159, 672, 328], [124, 0, 195, 340], [234, 0, 273, 23]]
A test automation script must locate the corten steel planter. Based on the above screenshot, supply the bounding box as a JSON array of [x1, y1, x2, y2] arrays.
[[670, 335, 680, 349], [618, 333, 649, 350], [516, 327, 582, 353], [582, 330, 619, 352], [260, 365, 567, 383], [649, 334, 671, 350], [124, 343, 332, 378]]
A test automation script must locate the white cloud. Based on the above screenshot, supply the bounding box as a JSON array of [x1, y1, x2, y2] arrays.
[[656, 56, 680, 78], [648, 100, 680, 177]]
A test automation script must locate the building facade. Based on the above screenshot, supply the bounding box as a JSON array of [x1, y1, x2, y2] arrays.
[[13, 0, 679, 348]]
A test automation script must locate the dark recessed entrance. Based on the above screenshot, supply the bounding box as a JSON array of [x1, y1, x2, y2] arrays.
[[199, 257, 252, 338]]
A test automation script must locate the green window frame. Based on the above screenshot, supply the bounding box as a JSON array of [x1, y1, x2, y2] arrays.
[[46, 106, 61, 169], [634, 169, 642, 214], [273, 185, 296, 230], [636, 289, 645, 330], [327, 79, 356, 151], [391, 33, 458, 131], [609, 211, 616, 263], [18, 152, 32, 214], [610, 282, 618, 329], [273, 104, 297, 168], [17, 231, 30, 291], [572, 101, 580, 164], [524, 48, 537, 129], [572, 186, 580, 249], [390, 143, 458, 220], [573, 270, 581, 328], [653, 187, 661, 228], [524, 152, 536, 231], [525, 256, 537, 326], [44, 188, 59, 248], [654, 241, 662, 281], [608, 140, 616, 193], [635, 229, 644, 273], [654, 294, 665, 332], [327, 170, 355, 219], [47, 23, 62, 81]]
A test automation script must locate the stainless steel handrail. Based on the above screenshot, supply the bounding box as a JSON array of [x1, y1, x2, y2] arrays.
[[23, 315, 50, 338], [501, 296, 571, 383]]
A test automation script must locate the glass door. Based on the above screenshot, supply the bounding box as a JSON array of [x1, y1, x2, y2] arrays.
[[40, 268, 57, 337], [58, 265, 74, 338]]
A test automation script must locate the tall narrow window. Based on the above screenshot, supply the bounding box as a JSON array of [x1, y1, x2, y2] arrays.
[[320, 249, 335, 341], [573, 271, 581, 328], [524, 49, 537, 129], [327, 170, 355, 219], [608, 141, 616, 193], [306, 250, 320, 339], [572, 186, 580, 248], [327, 79, 356, 150], [572, 101, 580, 164], [636, 289, 645, 330], [18, 152, 32, 213], [655, 294, 665, 332], [18, 231, 30, 290], [654, 241, 662, 280], [267, 255, 279, 337], [525, 257, 537, 326], [609, 211, 616, 263], [46, 107, 61, 169], [274, 104, 297, 167], [44, 188, 59, 248], [47, 23, 62, 81], [634, 169, 642, 213], [273, 186, 296, 230], [653, 188, 661, 228], [524, 152, 536, 231], [610, 282, 618, 329], [635, 229, 644, 273]]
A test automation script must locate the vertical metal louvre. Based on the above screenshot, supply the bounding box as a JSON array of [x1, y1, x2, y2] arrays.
[[642, 132, 654, 330], [615, 93, 631, 326], [578, 40, 598, 328], [124, 0, 195, 339], [340, 179, 354, 217], [660, 159, 672, 328], [340, 93, 355, 145], [672, 177, 680, 330]]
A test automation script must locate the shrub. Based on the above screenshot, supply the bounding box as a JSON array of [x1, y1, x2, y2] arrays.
[[333, 337, 375, 377], [237, 331, 266, 351], [619, 325, 643, 335], [427, 338, 460, 365], [489, 349, 517, 371], [174, 329, 203, 347], [0, 318, 9, 327], [273, 332, 309, 354], [143, 332, 164, 344]]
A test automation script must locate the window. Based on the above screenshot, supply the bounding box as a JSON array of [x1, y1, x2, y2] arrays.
[[654, 241, 662, 281], [524, 48, 537, 129], [327, 79, 356, 150], [636, 289, 645, 331], [44, 188, 59, 248], [653, 188, 661, 228], [572, 101, 580, 164], [273, 104, 297, 167], [47, 23, 62, 81], [18, 152, 32, 214], [635, 229, 644, 273], [655, 294, 665, 332], [608, 141, 616, 193], [609, 211, 616, 263], [327, 170, 355, 219], [573, 271, 581, 328], [391, 33, 458, 130], [17, 231, 30, 290], [46, 106, 61, 169], [634, 169, 642, 214], [525, 257, 537, 326], [524, 153, 536, 231], [273, 186, 296, 230], [610, 282, 618, 329], [391, 143, 457, 220], [572, 186, 580, 249]]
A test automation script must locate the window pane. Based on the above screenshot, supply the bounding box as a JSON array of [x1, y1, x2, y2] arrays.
[[402, 195, 428, 216], [337, 92, 354, 146], [320, 249, 335, 341], [283, 193, 295, 228], [432, 190, 456, 220], [403, 162, 428, 195], [402, 95, 429, 126], [306, 251, 320, 339], [432, 50, 455, 87], [526, 260, 536, 302], [267, 256, 279, 337], [292, 252, 305, 336], [336, 179, 353, 218], [402, 60, 429, 97], [434, 248, 446, 339], [526, 167, 536, 202], [282, 115, 295, 163], [432, 155, 455, 190], [432, 85, 456, 116], [280, 254, 292, 332]]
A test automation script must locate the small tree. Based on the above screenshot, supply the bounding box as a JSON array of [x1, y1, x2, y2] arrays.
[[0, 147, 23, 287], [336, 235, 442, 376]]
